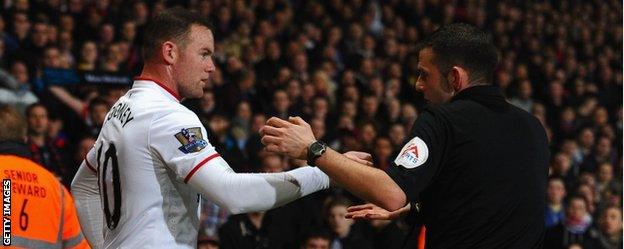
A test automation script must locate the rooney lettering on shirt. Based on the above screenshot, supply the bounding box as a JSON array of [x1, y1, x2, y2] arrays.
[[106, 101, 134, 127]]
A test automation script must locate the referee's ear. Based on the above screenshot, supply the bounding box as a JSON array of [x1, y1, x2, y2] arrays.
[[450, 66, 470, 92]]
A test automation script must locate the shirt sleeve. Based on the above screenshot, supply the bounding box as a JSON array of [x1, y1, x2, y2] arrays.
[[83, 147, 97, 173], [386, 107, 452, 203], [71, 148, 104, 248], [148, 111, 220, 183], [71, 149, 103, 248], [61, 185, 90, 249]]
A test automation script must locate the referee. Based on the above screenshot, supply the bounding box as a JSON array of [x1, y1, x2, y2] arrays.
[[261, 23, 550, 249]]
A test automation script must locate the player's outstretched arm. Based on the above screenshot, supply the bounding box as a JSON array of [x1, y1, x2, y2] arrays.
[[150, 112, 371, 214], [71, 159, 104, 248], [187, 156, 329, 214]]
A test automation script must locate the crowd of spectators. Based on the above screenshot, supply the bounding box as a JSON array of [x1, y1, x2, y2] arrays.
[[0, 0, 621, 249]]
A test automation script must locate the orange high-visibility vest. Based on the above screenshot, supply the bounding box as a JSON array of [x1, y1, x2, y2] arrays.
[[0, 155, 90, 249]]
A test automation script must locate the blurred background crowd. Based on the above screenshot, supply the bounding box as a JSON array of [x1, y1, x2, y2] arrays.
[[0, 0, 621, 248]]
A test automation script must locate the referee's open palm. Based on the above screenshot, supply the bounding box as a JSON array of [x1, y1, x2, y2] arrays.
[[345, 203, 410, 220]]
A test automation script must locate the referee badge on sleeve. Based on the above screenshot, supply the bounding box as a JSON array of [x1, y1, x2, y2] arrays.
[[394, 137, 429, 169], [174, 127, 208, 154]]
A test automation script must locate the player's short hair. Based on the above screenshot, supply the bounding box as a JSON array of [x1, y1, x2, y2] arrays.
[[141, 7, 211, 60], [418, 23, 499, 84], [0, 105, 27, 142]]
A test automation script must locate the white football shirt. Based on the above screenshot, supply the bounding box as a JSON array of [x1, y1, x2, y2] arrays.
[[83, 78, 219, 248]]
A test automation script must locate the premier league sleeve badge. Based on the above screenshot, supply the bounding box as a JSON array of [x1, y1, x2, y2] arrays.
[[174, 127, 208, 154]]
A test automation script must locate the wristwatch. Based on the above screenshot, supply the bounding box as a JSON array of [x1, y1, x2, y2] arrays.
[[307, 141, 327, 167]]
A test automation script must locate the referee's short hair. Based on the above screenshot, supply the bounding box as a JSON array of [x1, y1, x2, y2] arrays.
[[141, 7, 211, 60], [0, 105, 27, 143], [418, 23, 499, 84]]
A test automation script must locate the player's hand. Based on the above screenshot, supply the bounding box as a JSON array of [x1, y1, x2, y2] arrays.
[[345, 203, 411, 220], [261, 116, 315, 160], [343, 151, 373, 166]]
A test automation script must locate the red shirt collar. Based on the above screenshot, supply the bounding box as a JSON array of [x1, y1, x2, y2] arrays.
[[133, 77, 181, 101]]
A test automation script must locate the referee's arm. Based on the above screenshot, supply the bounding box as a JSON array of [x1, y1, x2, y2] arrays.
[[315, 148, 407, 211], [262, 116, 407, 211]]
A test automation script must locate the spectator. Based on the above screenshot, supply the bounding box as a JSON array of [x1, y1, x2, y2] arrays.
[[58, 31, 75, 67], [269, 89, 292, 120], [510, 79, 534, 112], [324, 196, 372, 249], [582, 136, 617, 173], [301, 231, 331, 249], [11, 12, 31, 45], [73, 136, 95, 167], [551, 152, 576, 187], [256, 40, 284, 89], [561, 139, 585, 168], [384, 97, 402, 127], [577, 128, 596, 162], [311, 96, 331, 123], [593, 206, 623, 249], [544, 196, 597, 249], [387, 123, 406, 150], [546, 176, 567, 228], [25, 103, 69, 183], [85, 97, 109, 137], [359, 94, 380, 124], [372, 136, 393, 172], [77, 41, 98, 71], [311, 118, 328, 143], [198, 236, 220, 249], [0, 62, 37, 114], [556, 107, 581, 141], [596, 163, 619, 196], [357, 121, 377, 153], [24, 21, 50, 57], [577, 183, 598, 215]]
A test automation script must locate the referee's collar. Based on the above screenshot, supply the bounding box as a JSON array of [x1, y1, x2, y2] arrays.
[[451, 84, 504, 103]]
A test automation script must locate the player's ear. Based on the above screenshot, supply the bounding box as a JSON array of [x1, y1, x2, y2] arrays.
[[162, 41, 177, 65]]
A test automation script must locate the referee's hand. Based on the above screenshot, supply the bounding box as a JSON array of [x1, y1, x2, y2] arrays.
[[345, 203, 411, 220]]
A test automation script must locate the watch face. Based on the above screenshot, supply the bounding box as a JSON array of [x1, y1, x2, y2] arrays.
[[308, 141, 326, 166], [311, 142, 323, 154]]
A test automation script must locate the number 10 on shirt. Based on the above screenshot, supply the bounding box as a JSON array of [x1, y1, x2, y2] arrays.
[[96, 142, 122, 229]]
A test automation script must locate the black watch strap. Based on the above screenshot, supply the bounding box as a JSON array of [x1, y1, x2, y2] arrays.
[[307, 141, 327, 167]]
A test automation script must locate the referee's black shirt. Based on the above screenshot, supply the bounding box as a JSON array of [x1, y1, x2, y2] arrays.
[[387, 85, 549, 249]]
